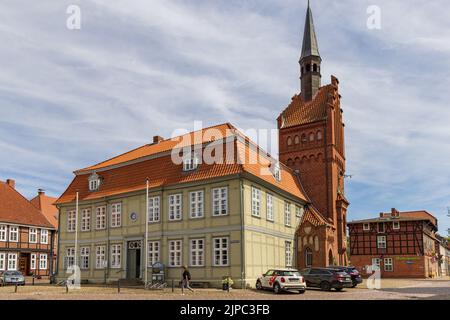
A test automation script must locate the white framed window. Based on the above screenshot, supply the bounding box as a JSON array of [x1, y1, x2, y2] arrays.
[[169, 240, 182, 267], [392, 221, 400, 230], [0, 253, 5, 271], [266, 194, 274, 221], [148, 241, 160, 266], [377, 222, 385, 233], [363, 223, 370, 231], [251, 187, 261, 217], [65, 247, 75, 269], [295, 205, 304, 218], [39, 254, 48, 270], [148, 196, 161, 223], [88, 173, 101, 191], [0, 225, 7, 241], [81, 208, 91, 231], [183, 152, 200, 171], [168, 194, 182, 221], [190, 239, 204, 267], [30, 253, 37, 270], [272, 162, 281, 181], [372, 258, 381, 270], [7, 253, 17, 270], [111, 244, 121, 268], [95, 245, 106, 269], [9, 226, 18, 242], [29, 228, 37, 243], [80, 247, 90, 270], [96, 206, 106, 230], [212, 187, 228, 216], [110, 203, 122, 228], [40, 229, 49, 244], [213, 237, 229, 266], [377, 236, 387, 249], [384, 258, 393, 272], [67, 210, 76, 232], [284, 201, 291, 227], [189, 191, 204, 219], [285, 241, 292, 267], [305, 248, 313, 267]]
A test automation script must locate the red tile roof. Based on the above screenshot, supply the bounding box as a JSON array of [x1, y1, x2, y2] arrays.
[[348, 210, 438, 228], [56, 123, 309, 205], [278, 85, 334, 129], [0, 181, 55, 229], [30, 192, 59, 229]]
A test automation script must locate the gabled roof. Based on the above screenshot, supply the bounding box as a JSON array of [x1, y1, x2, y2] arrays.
[[299, 206, 331, 228], [30, 192, 59, 229], [0, 181, 54, 229], [348, 210, 438, 229], [278, 85, 334, 129], [56, 123, 309, 205]]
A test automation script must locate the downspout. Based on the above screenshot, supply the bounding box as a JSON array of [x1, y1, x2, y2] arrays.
[[55, 205, 62, 282], [239, 177, 246, 289], [105, 197, 110, 284]]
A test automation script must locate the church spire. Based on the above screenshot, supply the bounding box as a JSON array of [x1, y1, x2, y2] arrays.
[[300, 0, 320, 60], [299, 1, 322, 101]]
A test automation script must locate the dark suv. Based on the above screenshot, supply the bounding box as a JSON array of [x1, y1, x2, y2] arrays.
[[328, 266, 362, 288], [300, 268, 353, 291]]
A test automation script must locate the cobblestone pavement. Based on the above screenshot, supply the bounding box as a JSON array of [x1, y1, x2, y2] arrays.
[[0, 278, 448, 300]]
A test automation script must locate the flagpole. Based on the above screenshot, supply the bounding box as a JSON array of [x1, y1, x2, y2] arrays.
[[145, 179, 149, 286], [74, 191, 79, 268]]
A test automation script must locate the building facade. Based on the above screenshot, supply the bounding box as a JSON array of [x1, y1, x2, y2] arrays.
[[55, 124, 309, 287], [348, 208, 441, 278], [0, 179, 56, 277], [277, 2, 349, 268]]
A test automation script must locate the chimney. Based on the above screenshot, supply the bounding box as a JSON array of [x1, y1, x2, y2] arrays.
[[153, 136, 164, 144], [379, 212, 384, 218], [6, 179, 15, 189], [38, 189, 45, 196], [391, 208, 400, 218]]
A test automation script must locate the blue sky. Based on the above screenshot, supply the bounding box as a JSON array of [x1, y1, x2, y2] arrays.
[[0, 0, 449, 235]]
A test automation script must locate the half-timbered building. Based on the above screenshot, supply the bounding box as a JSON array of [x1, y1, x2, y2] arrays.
[[348, 208, 441, 278], [0, 179, 56, 277]]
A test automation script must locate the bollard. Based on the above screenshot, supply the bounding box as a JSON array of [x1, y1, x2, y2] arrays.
[[15, 284, 18, 293], [32, 277, 35, 286], [117, 279, 120, 294], [172, 279, 174, 293], [66, 284, 68, 294]]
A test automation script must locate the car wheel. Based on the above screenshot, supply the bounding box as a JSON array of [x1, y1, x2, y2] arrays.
[[298, 290, 306, 294], [335, 288, 343, 292], [256, 280, 263, 290], [320, 281, 331, 291], [273, 283, 282, 294], [351, 284, 357, 288]]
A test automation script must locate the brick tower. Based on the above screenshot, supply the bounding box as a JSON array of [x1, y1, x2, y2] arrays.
[[277, 2, 349, 267]]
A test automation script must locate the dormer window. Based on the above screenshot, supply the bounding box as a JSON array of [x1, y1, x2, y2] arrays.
[[88, 173, 101, 191], [271, 162, 281, 182], [183, 152, 200, 172]]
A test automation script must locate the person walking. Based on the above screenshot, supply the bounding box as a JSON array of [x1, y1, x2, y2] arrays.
[[181, 265, 194, 294]]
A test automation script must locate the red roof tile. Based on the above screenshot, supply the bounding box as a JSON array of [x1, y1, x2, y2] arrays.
[[0, 181, 54, 228], [56, 124, 309, 205], [30, 192, 59, 229]]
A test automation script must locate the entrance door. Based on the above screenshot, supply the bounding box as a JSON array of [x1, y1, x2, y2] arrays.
[[127, 241, 141, 279], [19, 253, 30, 275]]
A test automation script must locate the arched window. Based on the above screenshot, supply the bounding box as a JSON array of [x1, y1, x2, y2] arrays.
[[287, 137, 293, 146], [306, 64, 311, 72], [301, 134, 307, 143], [294, 135, 300, 144], [328, 250, 334, 266], [317, 131, 322, 140], [305, 248, 313, 267], [287, 159, 294, 166], [313, 64, 318, 72], [309, 133, 315, 142]]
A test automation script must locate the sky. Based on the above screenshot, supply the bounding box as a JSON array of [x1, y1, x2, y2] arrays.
[[0, 0, 449, 235]]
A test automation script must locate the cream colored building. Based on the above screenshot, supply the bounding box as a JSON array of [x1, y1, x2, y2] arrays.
[[55, 124, 309, 288]]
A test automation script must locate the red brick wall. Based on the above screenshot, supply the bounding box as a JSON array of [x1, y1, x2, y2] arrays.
[[351, 255, 426, 278]]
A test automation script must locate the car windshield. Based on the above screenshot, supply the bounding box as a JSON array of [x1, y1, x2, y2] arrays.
[[5, 271, 21, 276]]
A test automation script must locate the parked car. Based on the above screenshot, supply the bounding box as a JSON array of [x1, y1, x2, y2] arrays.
[[328, 266, 362, 288], [0, 271, 26, 286], [256, 269, 306, 294], [300, 267, 352, 291]]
